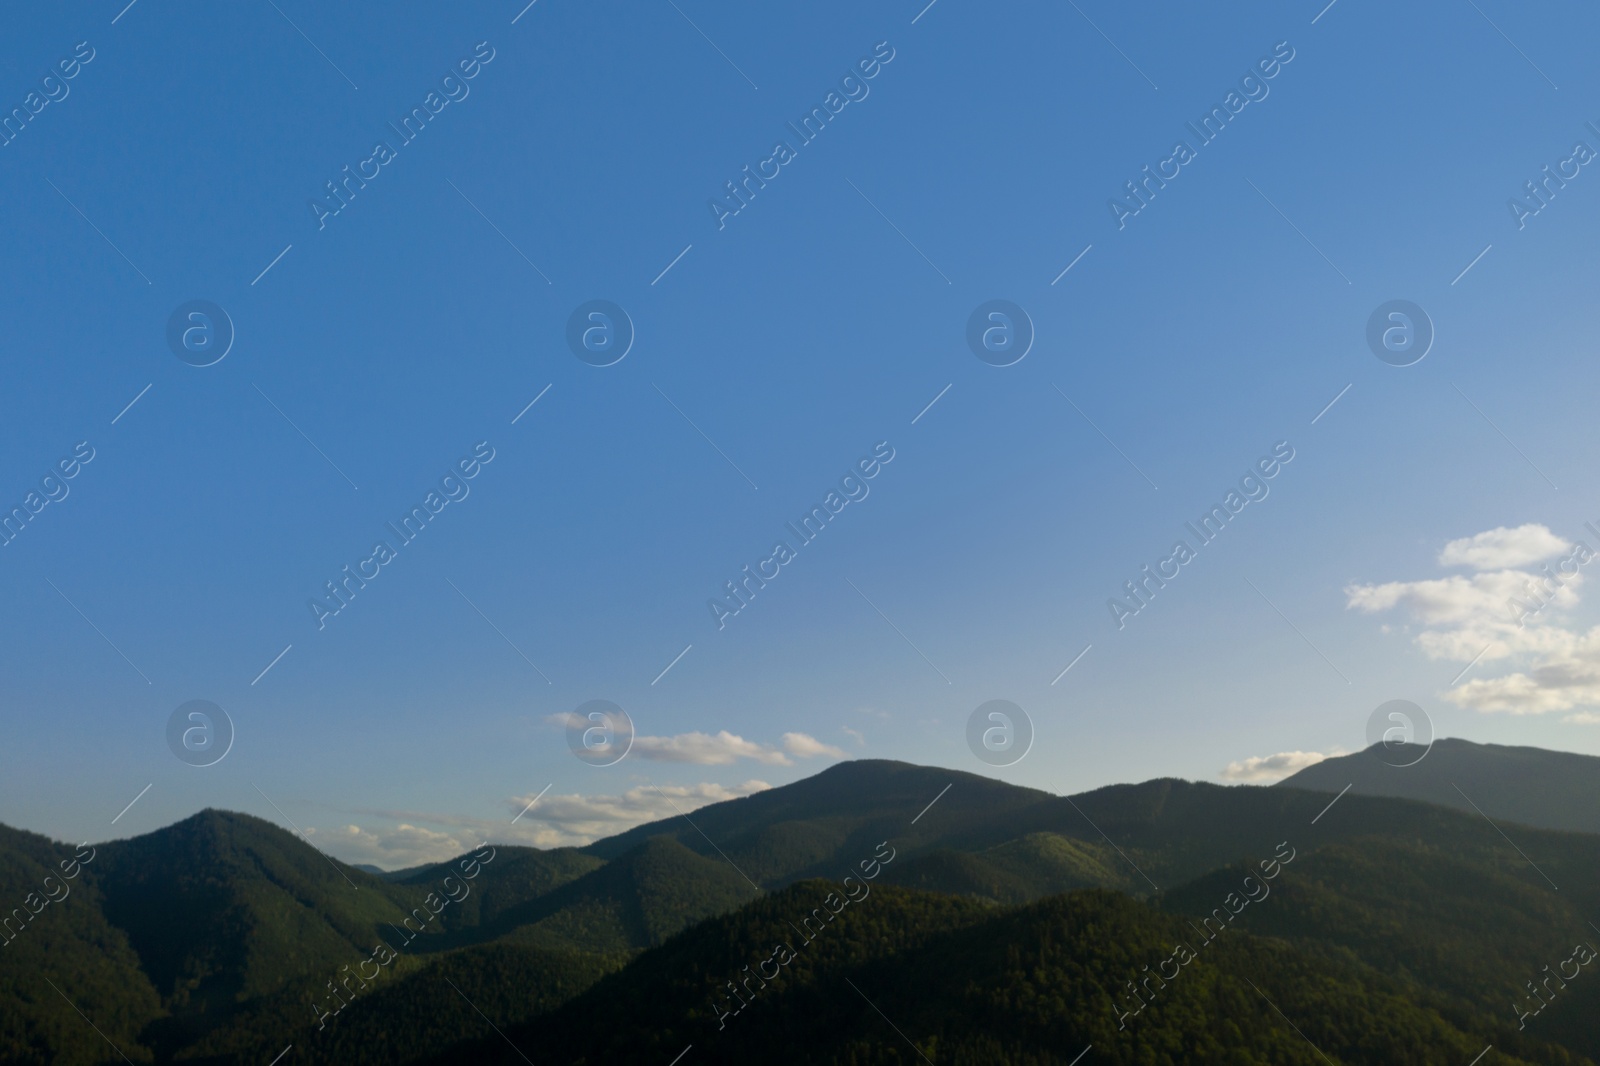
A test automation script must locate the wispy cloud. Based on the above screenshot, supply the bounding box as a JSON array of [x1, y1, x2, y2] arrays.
[[321, 779, 776, 866], [545, 716, 845, 766], [309, 822, 475, 870], [1220, 750, 1332, 783], [500, 780, 772, 847]]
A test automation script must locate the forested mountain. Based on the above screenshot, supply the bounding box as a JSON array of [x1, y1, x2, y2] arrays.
[[436, 884, 1586, 1066], [3, 754, 1596, 1064]]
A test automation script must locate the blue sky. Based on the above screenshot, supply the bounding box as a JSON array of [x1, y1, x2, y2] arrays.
[[4, 0, 1600, 867]]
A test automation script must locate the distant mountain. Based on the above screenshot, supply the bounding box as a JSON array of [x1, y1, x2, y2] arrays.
[[1277, 737, 1600, 835]]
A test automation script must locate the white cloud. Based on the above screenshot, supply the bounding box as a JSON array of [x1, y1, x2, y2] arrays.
[[841, 726, 866, 747], [1438, 524, 1570, 570], [1348, 524, 1599, 716], [543, 716, 846, 766], [317, 823, 475, 870], [499, 780, 772, 848], [319, 779, 775, 867], [633, 730, 793, 765], [780, 732, 846, 758], [1220, 750, 1332, 783]]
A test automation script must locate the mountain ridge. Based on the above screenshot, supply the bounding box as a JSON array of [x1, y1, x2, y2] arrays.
[[6, 744, 1600, 1063], [1278, 736, 1600, 835]]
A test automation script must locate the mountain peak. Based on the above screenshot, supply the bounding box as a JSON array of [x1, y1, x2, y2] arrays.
[[1279, 736, 1600, 835]]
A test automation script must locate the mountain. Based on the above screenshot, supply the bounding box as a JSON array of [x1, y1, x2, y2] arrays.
[[6, 751, 1600, 1063], [1278, 737, 1600, 835], [581, 759, 1052, 882]]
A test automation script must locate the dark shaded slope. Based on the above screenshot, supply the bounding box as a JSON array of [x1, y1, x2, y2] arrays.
[[91, 811, 421, 1011], [0, 823, 162, 1065], [183, 942, 616, 1066], [431, 884, 1580, 1065]]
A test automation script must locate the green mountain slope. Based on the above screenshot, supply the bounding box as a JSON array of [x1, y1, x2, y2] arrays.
[[433, 883, 1584, 1065], [183, 941, 617, 1066], [6, 752, 1600, 1064], [488, 835, 761, 953], [393, 845, 605, 933]]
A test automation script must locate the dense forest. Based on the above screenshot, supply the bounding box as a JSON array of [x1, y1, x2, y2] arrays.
[[2, 744, 1596, 1064]]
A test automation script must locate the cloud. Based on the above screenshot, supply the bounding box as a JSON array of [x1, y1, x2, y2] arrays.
[[320, 779, 776, 867], [1348, 524, 1599, 716], [633, 730, 793, 765], [313, 823, 475, 870], [500, 780, 772, 848], [780, 732, 846, 758], [1446, 648, 1600, 714], [1220, 750, 1331, 783], [1438, 524, 1570, 570], [544, 716, 846, 766], [841, 726, 866, 747]]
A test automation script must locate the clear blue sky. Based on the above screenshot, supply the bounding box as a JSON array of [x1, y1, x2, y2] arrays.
[[4, 0, 1600, 866]]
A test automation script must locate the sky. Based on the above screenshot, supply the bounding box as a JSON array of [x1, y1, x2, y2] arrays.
[[4, 0, 1600, 868]]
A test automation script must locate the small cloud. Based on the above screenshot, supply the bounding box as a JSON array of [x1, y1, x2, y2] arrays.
[[780, 732, 845, 758], [1439, 524, 1569, 571], [323, 822, 474, 869], [502, 780, 772, 847], [633, 730, 794, 765], [542, 717, 842, 766], [1565, 712, 1600, 724], [841, 726, 866, 747], [1220, 750, 1332, 784], [324, 780, 778, 864]]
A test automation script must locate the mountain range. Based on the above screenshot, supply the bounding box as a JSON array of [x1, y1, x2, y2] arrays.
[[2, 738, 1596, 1064]]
